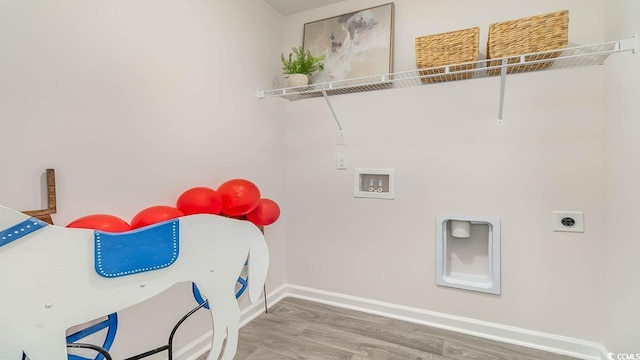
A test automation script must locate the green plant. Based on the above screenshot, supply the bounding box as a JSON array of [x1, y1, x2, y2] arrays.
[[280, 47, 325, 76]]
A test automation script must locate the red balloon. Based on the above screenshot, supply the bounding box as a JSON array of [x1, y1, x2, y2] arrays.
[[130, 205, 184, 229], [246, 199, 281, 226], [67, 214, 132, 233], [177, 187, 222, 215], [217, 179, 261, 216], [228, 214, 248, 221]]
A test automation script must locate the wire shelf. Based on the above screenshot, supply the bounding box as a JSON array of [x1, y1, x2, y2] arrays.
[[258, 37, 637, 101]]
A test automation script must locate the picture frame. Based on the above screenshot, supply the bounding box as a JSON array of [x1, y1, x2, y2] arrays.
[[303, 3, 395, 84]]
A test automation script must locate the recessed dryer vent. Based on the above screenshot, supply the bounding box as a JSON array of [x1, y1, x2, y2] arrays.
[[436, 215, 501, 295]]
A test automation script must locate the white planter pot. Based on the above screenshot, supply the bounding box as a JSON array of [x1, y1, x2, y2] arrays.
[[285, 74, 309, 88]]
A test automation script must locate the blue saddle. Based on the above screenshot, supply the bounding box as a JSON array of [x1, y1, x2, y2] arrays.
[[94, 220, 179, 278]]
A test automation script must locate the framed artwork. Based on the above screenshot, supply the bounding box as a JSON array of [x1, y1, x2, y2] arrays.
[[303, 3, 394, 83]]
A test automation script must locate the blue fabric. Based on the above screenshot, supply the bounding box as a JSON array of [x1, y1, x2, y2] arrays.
[[94, 220, 179, 278], [0, 218, 47, 248]]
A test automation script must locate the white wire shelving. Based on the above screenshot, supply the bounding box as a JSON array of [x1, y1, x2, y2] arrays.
[[257, 35, 637, 124], [259, 36, 636, 100]]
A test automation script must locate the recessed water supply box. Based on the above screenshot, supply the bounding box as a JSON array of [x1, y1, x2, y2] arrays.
[[354, 168, 395, 199], [435, 215, 501, 294]]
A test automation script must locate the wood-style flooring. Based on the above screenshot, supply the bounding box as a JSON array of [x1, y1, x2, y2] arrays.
[[200, 297, 578, 360]]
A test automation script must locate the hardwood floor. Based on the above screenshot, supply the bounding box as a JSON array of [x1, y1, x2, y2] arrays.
[[200, 297, 578, 360]]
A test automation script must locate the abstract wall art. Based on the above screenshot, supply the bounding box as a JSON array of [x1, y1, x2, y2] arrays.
[[303, 3, 394, 83]]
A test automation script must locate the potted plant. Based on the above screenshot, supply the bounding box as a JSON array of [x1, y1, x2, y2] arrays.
[[281, 46, 325, 88]]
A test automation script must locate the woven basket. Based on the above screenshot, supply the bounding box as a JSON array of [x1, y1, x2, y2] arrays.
[[415, 27, 480, 84], [487, 10, 569, 75]]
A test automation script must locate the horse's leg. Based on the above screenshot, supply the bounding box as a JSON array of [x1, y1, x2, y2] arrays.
[[198, 287, 240, 360], [219, 301, 240, 360], [207, 306, 226, 360]]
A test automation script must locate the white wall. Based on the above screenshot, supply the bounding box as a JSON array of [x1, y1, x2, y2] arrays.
[[281, 0, 607, 342], [0, 0, 285, 357], [603, 0, 640, 353], [4, 0, 636, 355]]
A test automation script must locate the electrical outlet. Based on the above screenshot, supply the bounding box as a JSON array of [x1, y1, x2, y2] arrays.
[[337, 154, 347, 170], [552, 211, 584, 232]]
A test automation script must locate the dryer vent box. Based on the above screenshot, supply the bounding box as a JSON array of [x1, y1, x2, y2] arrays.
[[435, 215, 501, 295]]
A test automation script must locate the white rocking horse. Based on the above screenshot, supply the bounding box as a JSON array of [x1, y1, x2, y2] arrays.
[[0, 204, 269, 360]]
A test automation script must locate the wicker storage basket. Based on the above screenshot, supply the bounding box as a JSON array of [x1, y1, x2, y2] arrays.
[[487, 10, 569, 75], [415, 27, 480, 84]]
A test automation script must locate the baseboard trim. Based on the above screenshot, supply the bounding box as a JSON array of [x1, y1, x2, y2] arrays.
[[284, 284, 608, 360], [239, 284, 288, 327], [176, 283, 610, 360]]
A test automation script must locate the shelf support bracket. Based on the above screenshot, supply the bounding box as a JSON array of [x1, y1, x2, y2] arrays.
[[617, 33, 638, 54], [322, 90, 343, 131], [497, 58, 508, 125]]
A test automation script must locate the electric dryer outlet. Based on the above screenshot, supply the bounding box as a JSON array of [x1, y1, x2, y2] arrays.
[[552, 211, 584, 232]]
